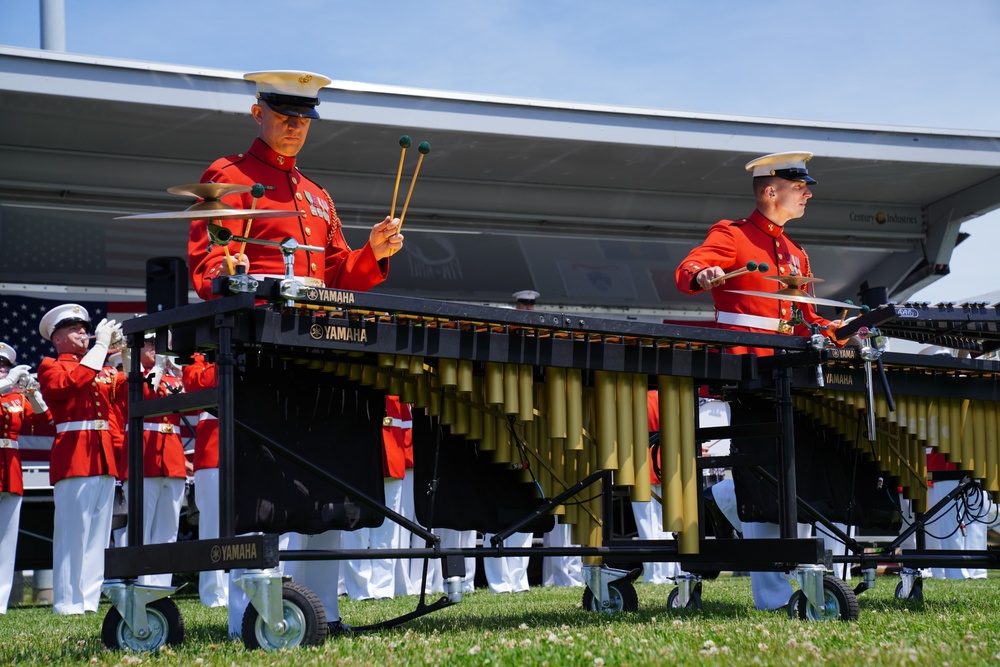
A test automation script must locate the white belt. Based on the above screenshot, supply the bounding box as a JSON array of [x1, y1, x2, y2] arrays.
[[56, 419, 110, 433], [250, 274, 325, 288], [716, 311, 783, 332], [143, 423, 177, 434], [0, 438, 17, 449], [198, 412, 217, 422], [383, 417, 413, 428]]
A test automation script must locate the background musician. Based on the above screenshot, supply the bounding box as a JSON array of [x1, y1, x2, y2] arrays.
[[186, 69, 403, 300], [0, 343, 50, 613], [674, 153, 843, 611], [37, 304, 124, 615]]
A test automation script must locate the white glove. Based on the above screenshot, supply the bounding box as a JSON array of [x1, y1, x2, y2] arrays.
[[148, 355, 167, 392], [27, 387, 47, 414], [0, 365, 31, 394], [121, 346, 132, 373], [93, 318, 121, 349]]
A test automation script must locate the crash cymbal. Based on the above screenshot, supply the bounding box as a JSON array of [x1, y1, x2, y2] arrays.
[[115, 205, 296, 221], [725, 289, 863, 310], [166, 182, 251, 200], [764, 275, 824, 288]]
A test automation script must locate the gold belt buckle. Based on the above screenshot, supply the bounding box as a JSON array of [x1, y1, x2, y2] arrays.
[[161, 423, 174, 434], [94, 419, 109, 431], [383, 416, 394, 427], [777, 320, 793, 334]]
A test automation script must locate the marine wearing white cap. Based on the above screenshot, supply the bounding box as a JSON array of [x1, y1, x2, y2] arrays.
[[745, 151, 818, 184], [244, 70, 333, 119], [38, 303, 92, 341]]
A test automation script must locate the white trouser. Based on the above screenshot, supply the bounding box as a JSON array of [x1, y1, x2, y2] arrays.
[[0, 493, 21, 613], [369, 477, 404, 599], [419, 528, 476, 594], [53, 475, 115, 615], [541, 517, 583, 587], [283, 531, 343, 620], [228, 532, 294, 638], [926, 480, 988, 579], [339, 526, 373, 600], [813, 522, 855, 580], [710, 478, 743, 533], [395, 473, 419, 596], [743, 521, 813, 610], [194, 468, 228, 607], [482, 531, 532, 593], [631, 498, 684, 583], [121, 477, 186, 587]]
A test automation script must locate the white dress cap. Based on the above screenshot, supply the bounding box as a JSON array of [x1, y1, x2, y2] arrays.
[[38, 303, 92, 341], [244, 70, 333, 119], [512, 290, 540, 303], [0, 342, 16, 366], [745, 151, 817, 184]]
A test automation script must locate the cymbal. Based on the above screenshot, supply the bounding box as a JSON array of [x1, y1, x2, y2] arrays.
[[166, 183, 251, 200], [764, 275, 824, 288], [115, 205, 296, 221], [725, 289, 863, 310]]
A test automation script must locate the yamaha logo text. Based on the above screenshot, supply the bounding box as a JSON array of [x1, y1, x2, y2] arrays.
[[309, 322, 368, 343]]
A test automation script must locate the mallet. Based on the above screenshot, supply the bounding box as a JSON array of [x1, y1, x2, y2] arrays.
[[398, 141, 430, 230], [390, 135, 412, 219], [238, 183, 269, 258], [710, 260, 770, 287]]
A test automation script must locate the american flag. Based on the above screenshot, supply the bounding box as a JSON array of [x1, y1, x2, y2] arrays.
[[0, 294, 145, 370]]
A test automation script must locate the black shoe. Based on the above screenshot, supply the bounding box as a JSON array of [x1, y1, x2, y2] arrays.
[[328, 619, 354, 634]]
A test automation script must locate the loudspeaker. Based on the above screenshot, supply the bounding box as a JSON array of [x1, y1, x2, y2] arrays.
[[145, 257, 188, 313]]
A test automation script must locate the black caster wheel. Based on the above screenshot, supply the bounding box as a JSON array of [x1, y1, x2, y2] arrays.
[[894, 578, 924, 602], [790, 575, 859, 621], [242, 581, 329, 650], [101, 598, 185, 651], [666, 587, 703, 611], [581, 579, 639, 613]]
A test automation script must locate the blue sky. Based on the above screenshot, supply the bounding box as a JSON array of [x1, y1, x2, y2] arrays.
[[2, 0, 998, 300]]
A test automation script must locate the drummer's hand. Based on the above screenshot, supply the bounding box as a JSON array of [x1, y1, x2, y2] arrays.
[[695, 267, 725, 291], [370, 217, 404, 260], [220, 253, 250, 276]]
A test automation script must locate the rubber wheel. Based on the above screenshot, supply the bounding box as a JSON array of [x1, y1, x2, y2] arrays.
[[894, 578, 924, 602], [666, 587, 703, 611], [793, 575, 859, 621], [242, 581, 328, 650], [101, 597, 185, 651], [581, 580, 639, 613]]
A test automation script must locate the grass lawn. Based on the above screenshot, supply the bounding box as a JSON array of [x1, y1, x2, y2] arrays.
[[1, 574, 998, 666]]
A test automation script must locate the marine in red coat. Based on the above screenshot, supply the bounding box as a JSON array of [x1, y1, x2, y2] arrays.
[[187, 70, 403, 300], [675, 152, 844, 356]]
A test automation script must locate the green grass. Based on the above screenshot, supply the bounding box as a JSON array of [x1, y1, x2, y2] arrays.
[[2, 575, 999, 666]]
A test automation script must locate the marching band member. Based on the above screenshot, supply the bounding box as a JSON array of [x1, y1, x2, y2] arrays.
[[118, 333, 188, 587], [37, 304, 124, 615], [187, 70, 404, 636], [369, 396, 412, 599], [675, 153, 838, 611], [0, 342, 50, 613], [181, 352, 228, 607], [187, 70, 402, 300]]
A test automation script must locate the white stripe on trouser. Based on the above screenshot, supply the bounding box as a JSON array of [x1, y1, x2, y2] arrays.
[[743, 521, 813, 610], [482, 531, 532, 593], [193, 468, 228, 607], [119, 477, 186, 587], [631, 498, 685, 583], [542, 517, 584, 587], [368, 477, 404, 599], [926, 480, 988, 580], [53, 475, 115, 615], [0, 493, 22, 614]]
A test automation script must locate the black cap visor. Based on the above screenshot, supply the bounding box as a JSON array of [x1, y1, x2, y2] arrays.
[[259, 92, 320, 119], [53, 317, 93, 335], [770, 168, 817, 185]]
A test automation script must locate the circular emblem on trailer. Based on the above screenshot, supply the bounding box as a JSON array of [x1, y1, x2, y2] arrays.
[[309, 323, 324, 339], [898, 308, 920, 318], [211, 545, 222, 563], [306, 288, 319, 301]]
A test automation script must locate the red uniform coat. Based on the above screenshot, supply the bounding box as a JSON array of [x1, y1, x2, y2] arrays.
[[382, 396, 412, 480], [675, 209, 831, 355], [187, 138, 389, 300], [120, 371, 188, 480], [0, 392, 51, 495], [38, 355, 124, 484], [181, 353, 219, 471]]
